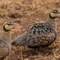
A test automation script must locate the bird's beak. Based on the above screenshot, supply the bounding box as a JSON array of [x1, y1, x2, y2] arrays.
[[11, 23, 16, 26], [58, 12, 60, 17], [11, 23, 16, 29]]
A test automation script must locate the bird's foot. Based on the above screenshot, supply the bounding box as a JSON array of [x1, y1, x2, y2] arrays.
[[35, 50, 46, 56]]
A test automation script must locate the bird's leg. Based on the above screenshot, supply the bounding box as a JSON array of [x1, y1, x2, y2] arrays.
[[34, 47, 43, 55], [34, 48, 39, 54], [38, 47, 46, 56], [40, 46, 52, 56], [20, 47, 23, 60], [34, 47, 48, 56], [34, 46, 51, 56]]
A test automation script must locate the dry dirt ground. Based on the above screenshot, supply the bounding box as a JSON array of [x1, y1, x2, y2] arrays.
[[0, 0, 60, 60]]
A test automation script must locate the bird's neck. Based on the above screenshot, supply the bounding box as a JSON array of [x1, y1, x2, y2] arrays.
[[1, 30, 11, 43], [46, 15, 57, 32]]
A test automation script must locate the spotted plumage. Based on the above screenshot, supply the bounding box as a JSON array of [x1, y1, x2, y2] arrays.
[[11, 10, 60, 54], [25, 23, 57, 47]]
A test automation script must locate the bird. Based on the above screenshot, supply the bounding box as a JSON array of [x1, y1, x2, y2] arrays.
[[0, 22, 16, 60], [11, 10, 60, 54]]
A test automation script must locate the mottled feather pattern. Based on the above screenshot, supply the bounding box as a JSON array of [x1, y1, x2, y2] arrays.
[[26, 23, 56, 47], [0, 39, 9, 59], [0, 40, 5, 48], [11, 10, 60, 54], [0, 39, 10, 51]]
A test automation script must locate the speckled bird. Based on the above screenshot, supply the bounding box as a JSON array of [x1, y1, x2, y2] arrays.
[[0, 22, 16, 60], [11, 10, 60, 54]]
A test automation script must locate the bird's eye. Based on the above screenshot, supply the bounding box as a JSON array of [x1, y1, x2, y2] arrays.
[[53, 12, 56, 13], [7, 24, 11, 25]]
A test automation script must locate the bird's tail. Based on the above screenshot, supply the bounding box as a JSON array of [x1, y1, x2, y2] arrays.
[[11, 32, 28, 46]]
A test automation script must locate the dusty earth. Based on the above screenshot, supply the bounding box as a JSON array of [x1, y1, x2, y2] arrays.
[[0, 0, 60, 60]]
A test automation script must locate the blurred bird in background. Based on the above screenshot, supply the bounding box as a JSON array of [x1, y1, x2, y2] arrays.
[[0, 22, 16, 60]]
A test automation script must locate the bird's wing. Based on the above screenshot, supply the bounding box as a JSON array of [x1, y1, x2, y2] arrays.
[[11, 23, 56, 47], [0, 36, 9, 59], [0, 36, 6, 48], [0, 36, 9, 49], [25, 23, 57, 47]]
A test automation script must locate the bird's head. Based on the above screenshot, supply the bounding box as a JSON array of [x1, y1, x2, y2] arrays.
[[3, 22, 16, 32], [49, 10, 60, 19]]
